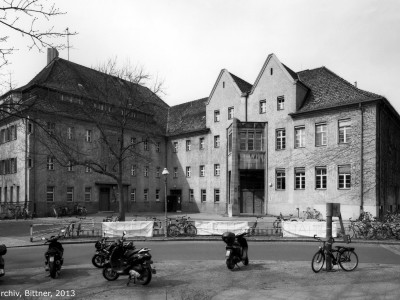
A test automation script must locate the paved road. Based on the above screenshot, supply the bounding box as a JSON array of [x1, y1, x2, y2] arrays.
[[5, 241, 400, 270]]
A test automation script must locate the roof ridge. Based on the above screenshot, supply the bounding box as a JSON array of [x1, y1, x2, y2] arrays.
[[171, 97, 208, 108], [229, 72, 252, 93]]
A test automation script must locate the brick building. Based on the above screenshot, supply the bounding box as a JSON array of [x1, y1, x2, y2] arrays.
[[0, 52, 399, 219]]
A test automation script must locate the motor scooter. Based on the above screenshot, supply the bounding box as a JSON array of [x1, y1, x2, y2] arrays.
[[222, 231, 249, 270], [102, 231, 156, 285], [0, 244, 7, 277], [92, 234, 115, 268], [42, 230, 65, 278]]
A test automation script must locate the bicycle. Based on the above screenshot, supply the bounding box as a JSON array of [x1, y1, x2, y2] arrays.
[[273, 213, 298, 234], [167, 215, 197, 237], [249, 216, 263, 235], [311, 235, 358, 273]]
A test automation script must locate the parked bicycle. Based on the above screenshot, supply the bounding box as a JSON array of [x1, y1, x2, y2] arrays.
[[73, 203, 87, 217], [167, 215, 197, 237], [311, 235, 358, 273], [273, 213, 298, 234], [248, 216, 263, 235], [62, 218, 85, 238], [145, 217, 163, 231]]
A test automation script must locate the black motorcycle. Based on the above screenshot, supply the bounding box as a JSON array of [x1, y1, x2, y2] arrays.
[[92, 236, 115, 268], [222, 231, 249, 270], [102, 231, 156, 285], [0, 244, 6, 277], [42, 230, 65, 278]]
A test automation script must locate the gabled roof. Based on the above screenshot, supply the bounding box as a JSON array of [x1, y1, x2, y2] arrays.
[[8, 57, 170, 130], [229, 72, 252, 93], [167, 97, 208, 136], [296, 67, 383, 113]]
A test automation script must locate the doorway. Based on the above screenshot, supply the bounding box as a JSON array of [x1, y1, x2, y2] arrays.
[[99, 188, 110, 211], [239, 170, 264, 215], [168, 189, 182, 212]]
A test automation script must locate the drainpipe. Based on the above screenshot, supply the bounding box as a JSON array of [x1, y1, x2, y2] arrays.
[[359, 103, 364, 213], [244, 92, 249, 122]]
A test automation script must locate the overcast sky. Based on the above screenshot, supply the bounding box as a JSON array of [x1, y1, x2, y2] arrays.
[[4, 0, 400, 113]]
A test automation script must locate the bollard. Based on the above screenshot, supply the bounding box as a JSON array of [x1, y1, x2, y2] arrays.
[[326, 203, 333, 271]]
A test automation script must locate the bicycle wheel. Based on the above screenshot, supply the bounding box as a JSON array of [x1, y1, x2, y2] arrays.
[[167, 224, 179, 237], [339, 250, 358, 271], [185, 224, 197, 237], [311, 251, 325, 273]]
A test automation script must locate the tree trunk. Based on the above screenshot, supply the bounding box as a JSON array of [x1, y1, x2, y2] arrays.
[[117, 179, 125, 221]]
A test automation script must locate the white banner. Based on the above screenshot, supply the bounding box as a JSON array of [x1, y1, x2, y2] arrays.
[[102, 221, 153, 238], [282, 221, 337, 238], [195, 221, 250, 236]]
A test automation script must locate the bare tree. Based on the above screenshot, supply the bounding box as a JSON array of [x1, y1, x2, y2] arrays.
[[27, 58, 167, 220], [0, 0, 77, 68]]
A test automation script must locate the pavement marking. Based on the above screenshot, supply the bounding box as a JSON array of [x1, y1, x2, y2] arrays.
[[380, 244, 400, 256]]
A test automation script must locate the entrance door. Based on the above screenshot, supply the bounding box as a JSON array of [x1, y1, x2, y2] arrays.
[[169, 189, 182, 212], [99, 188, 110, 211], [239, 170, 264, 215]]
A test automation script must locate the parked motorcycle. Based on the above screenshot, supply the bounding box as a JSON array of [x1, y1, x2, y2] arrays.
[[0, 244, 6, 277], [42, 230, 65, 278], [222, 231, 249, 270], [102, 231, 156, 285], [92, 235, 115, 268]]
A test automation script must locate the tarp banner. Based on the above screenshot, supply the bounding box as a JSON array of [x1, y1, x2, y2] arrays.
[[195, 221, 250, 235], [282, 221, 337, 238], [102, 221, 153, 238]]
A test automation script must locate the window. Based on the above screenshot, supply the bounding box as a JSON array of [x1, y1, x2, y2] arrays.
[[85, 166, 92, 173], [85, 187, 92, 202], [10, 186, 13, 203], [316, 167, 327, 189], [9, 125, 17, 140], [144, 166, 149, 177], [143, 139, 149, 151], [47, 186, 55, 202], [277, 96, 285, 110], [338, 165, 351, 189], [67, 127, 74, 140], [156, 142, 161, 152], [214, 110, 220, 122], [131, 165, 136, 176], [276, 129, 286, 150], [173, 142, 178, 153], [295, 167, 305, 190], [270, 68, 273, 75], [186, 140, 191, 151], [156, 167, 160, 178], [228, 132, 232, 154], [0, 187, 2, 203], [315, 123, 327, 146], [239, 130, 264, 151], [67, 161, 74, 172], [144, 189, 148, 201], [201, 189, 206, 202], [155, 189, 160, 201], [67, 187, 74, 202], [186, 166, 191, 177], [259, 100, 266, 114], [47, 156, 54, 170], [130, 188, 136, 202], [10, 158, 17, 173], [199, 138, 205, 150], [200, 165, 205, 177], [189, 189, 194, 202], [86, 130, 92, 142], [214, 189, 220, 202], [28, 158, 33, 168], [4, 187, 7, 202], [295, 126, 305, 148], [47, 122, 55, 134], [173, 167, 178, 178], [214, 164, 220, 176], [338, 119, 351, 144], [214, 135, 220, 148], [228, 107, 234, 120], [276, 169, 286, 190], [28, 122, 33, 134]]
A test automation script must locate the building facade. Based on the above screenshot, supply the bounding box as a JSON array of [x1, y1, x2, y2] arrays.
[[1, 52, 399, 219]]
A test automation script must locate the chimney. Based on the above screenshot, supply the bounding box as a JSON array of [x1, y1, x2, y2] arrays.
[[354, 81, 357, 88], [47, 48, 59, 65]]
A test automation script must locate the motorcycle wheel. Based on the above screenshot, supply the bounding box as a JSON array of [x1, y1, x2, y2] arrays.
[[226, 258, 235, 270], [92, 254, 105, 268], [49, 261, 57, 278], [136, 267, 152, 285], [103, 266, 119, 281]]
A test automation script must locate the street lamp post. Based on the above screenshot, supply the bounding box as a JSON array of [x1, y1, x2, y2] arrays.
[[162, 168, 169, 237]]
